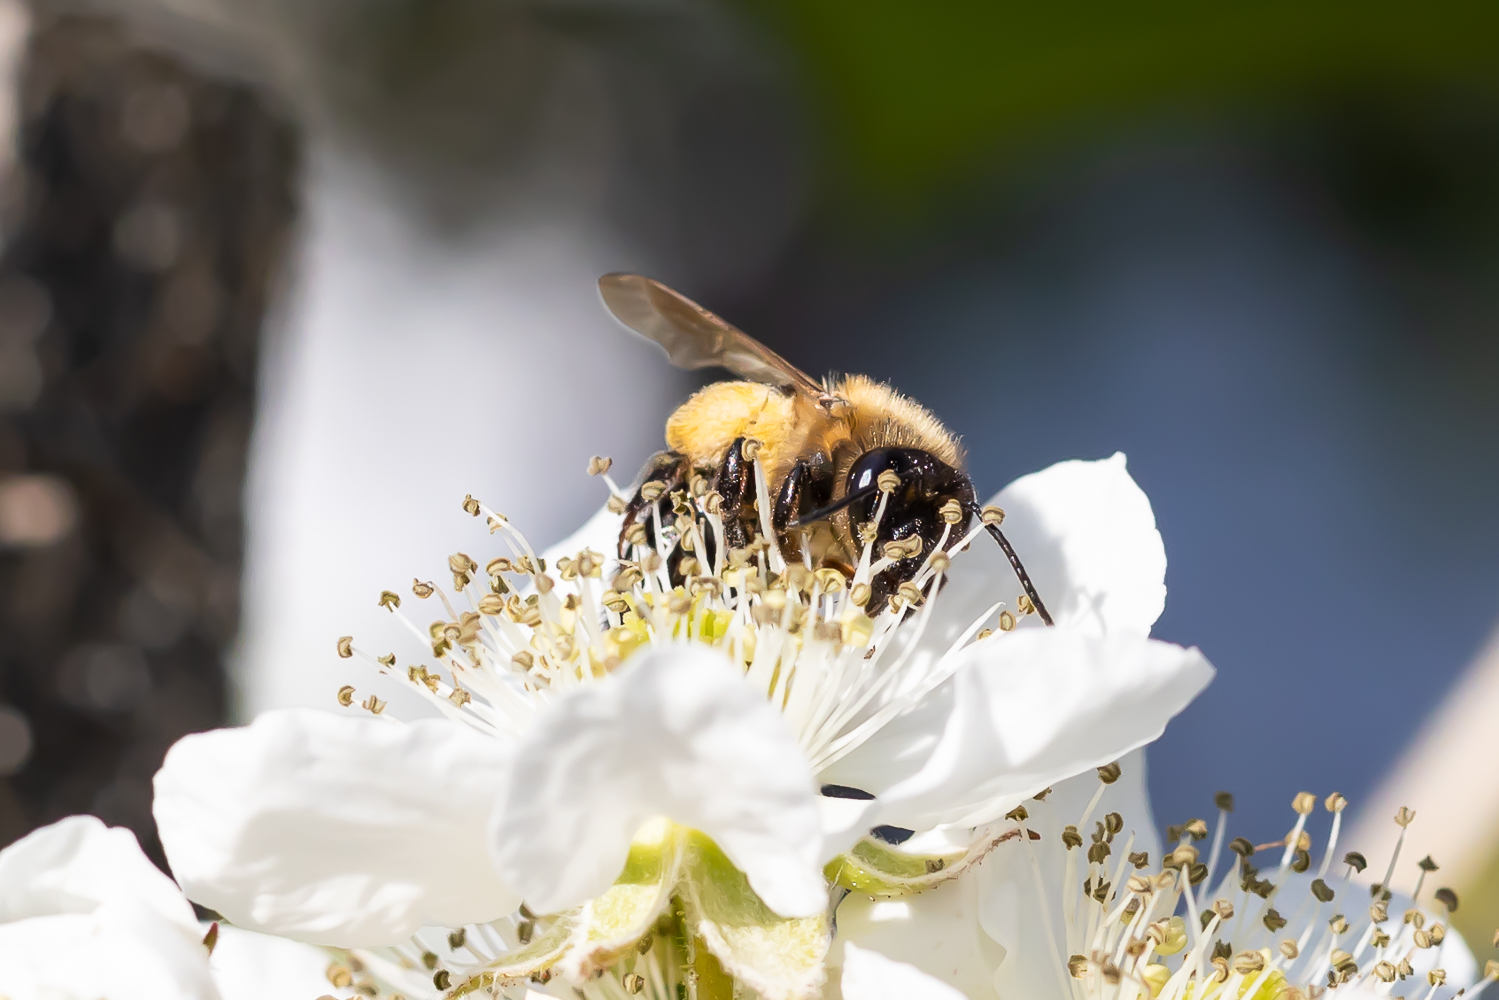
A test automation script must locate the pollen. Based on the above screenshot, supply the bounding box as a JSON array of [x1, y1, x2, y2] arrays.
[[1022, 762, 1483, 1000]]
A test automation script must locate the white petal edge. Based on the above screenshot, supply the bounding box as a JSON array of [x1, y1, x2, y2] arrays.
[[490, 644, 825, 918], [0, 814, 197, 933], [818, 795, 881, 864], [874, 629, 1213, 832], [0, 899, 221, 1000], [0, 816, 219, 1000], [154, 708, 518, 947], [929, 453, 1166, 651], [991, 453, 1166, 637]]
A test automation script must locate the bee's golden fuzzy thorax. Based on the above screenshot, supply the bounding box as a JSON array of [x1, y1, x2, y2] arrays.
[[829, 374, 964, 470], [663, 374, 963, 491], [664, 382, 809, 479]]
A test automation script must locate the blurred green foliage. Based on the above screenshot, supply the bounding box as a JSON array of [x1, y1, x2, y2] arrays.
[[739, 1, 1499, 211]]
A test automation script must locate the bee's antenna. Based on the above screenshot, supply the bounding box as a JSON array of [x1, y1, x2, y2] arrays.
[[966, 502, 1054, 627], [787, 484, 879, 528]]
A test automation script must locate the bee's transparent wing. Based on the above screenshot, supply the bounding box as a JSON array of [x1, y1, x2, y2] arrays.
[[598, 273, 826, 398]]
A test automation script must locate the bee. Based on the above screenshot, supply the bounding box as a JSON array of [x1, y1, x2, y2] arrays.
[[598, 273, 1052, 621]]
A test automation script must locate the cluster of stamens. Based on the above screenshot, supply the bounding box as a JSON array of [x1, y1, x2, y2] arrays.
[[335, 452, 1035, 775], [319, 908, 694, 1000], [1011, 767, 1499, 1000]]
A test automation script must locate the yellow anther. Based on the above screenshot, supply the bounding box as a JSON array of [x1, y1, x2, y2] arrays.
[[336, 685, 355, 707], [462, 494, 481, 516], [980, 505, 1005, 526], [939, 498, 964, 524], [378, 590, 400, 610], [814, 568, 846, 593], [1169, 844, 1199, 868], [877, 470, 901, 494], [587, 456, 613, 476], [998, 610, 1016, 631], [1141, 963, 1170, 998], [1292, 791, 1316, 815], [640, 480, 666, 502], [336, 636, 353, 658]]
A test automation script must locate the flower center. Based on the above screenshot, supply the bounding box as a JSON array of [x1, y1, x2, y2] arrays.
[[336, 459, 1037, 773]]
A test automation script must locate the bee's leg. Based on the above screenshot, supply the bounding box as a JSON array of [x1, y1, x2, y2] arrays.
[[617, 450, 688, 560], [713, 437, 756, 550], [772, 456, 834, 561]]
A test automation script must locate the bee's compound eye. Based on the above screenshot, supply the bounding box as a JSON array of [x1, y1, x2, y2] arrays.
[[843, 448, 973, 535], [844, 448, 900, 497]]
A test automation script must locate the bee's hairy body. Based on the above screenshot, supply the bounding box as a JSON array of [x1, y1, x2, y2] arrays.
[[643, 375, 969, 604], [598, 272, 1054, 623], [666, 374, 962, 495]]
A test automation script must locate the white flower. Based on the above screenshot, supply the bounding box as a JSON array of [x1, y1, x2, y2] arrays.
[[152, 453, 1212, 1000], [0, 814, 345, 1000], [852, 764, 1494, 1000]]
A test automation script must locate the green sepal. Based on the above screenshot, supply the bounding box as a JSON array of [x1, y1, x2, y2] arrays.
[[678, 832, 829, 1000], [824, 835, 970, 897], [447, 911, 580, 997], [559, 833, 682, 979]]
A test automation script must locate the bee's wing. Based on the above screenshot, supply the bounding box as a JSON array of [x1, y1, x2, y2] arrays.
[[598, 273, 826, 398]]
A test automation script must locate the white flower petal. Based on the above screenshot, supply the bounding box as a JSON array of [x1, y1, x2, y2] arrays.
[[817, 795, 881, 863], [841, 943, 971, 1000], [992, 453, 1166, 637], [491, 644, 824, 918], [976, 749, 1159, 1000], [209, 925, 358, 1000], [0, 817, 219, 1000], [0, 900, 219, 1000], [833, 879, 1003, 1000], [0, 814, 197, 933], [873, 630, 1213, 832], [814, 678, 952, 802], [929, 454, 1166, 651], [1272, 872, 1476, 995], [154, 708, 518, 947], [541, 502, 623, 578]]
